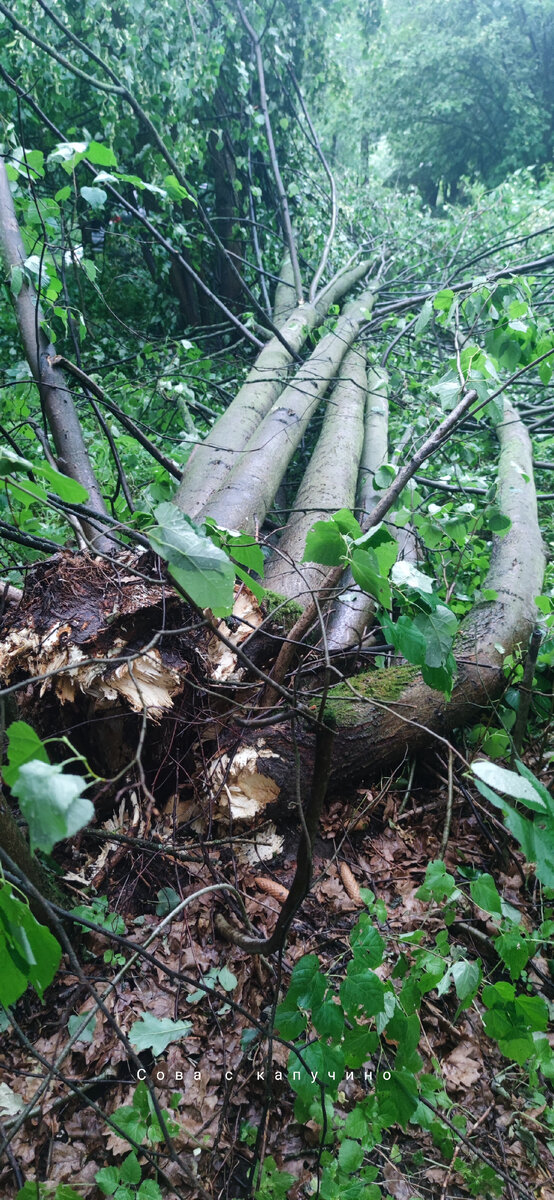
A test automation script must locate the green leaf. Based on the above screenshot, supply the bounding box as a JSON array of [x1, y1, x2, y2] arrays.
[[205, 521, 265, 576], [0, 882, 61, 1004], [373, 463, 396, 489], [341, 1023, 378, 1068], [218, 966, 237, 991], [486, 507, 511, 536], [391, 560, 434, 594], [494, 929, 533, 981], [355, 525, 398, 574], [416, 860, 460, 902], [331, 508, 363, 537], [514, 761, 554, 813], [350, 915, 385, 966], [384, 613, 427, 666], [234, 565, 265, 600], [274, 1002, 306, 1040], [163, 173, 196, 203], [11, 761, 93, 854], [414, 298, 433, 336], [0, 446, 34, 477], [304, 519, 348, 565], [96, 1166, 121, 1196], [139, 1183, 162, 1200], [340, 961, 385, 1018], [80, 185, 107, 210], [129, 1014, 192, 1056], [413, 605, 457, 668], [120, 1152, 142, 1185], [81, 258, 98, 283], [71, 897, 126, 935], [312, 997, 345, 1040], [86, 141, 118, 167], [111, 1104, 148, 1144], [40, 463, 89, 503], [470, 873, 502, 915], [11, 266, 23, 297], [351, 549, 391, 608], [4, 721, 49, 788], [377, 1069, 418, 1129], [451, 959, 481, 1006], [338, 1138, 364, 1171], [430, 369, 460, 408], [149, 502, 235, 616], [68, 1010, 96, 1043], [155, 886, 181, 915], [433, 289, 455, 312], [471, 762, 547, 812]]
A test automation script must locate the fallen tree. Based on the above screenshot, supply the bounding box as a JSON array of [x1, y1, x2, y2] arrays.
[[3, 8, 554, 1199], [0, 0, 550, 941]]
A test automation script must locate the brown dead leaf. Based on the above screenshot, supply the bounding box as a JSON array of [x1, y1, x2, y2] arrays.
[[442, 1042, 483, 1090], [383, 1160, 423, 1200]]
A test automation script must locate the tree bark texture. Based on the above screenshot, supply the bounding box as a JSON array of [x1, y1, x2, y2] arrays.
[[325, 365, 391, 649], [197, 286, 377, 532], [174, 258, 373, 518], [210, 401, 544, 803], [0, 159, 110, 550], [264, 344, 367, 603], [272, 249, 297, 327]]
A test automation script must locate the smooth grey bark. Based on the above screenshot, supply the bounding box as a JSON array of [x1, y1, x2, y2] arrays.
[[197, 286, 377, 533], [272, 249, 297, 327], [324, 367, 419, 653], [0, 159, 110, 551], [174, 258, 373, 519], [264, 344, 367, 604]]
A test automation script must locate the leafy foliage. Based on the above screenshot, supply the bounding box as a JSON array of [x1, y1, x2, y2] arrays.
[[0, 882, 61, 1006]]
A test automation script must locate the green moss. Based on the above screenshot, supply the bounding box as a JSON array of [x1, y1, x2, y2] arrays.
[[324, 665, 420, 726], [262, 589, 304, 632]]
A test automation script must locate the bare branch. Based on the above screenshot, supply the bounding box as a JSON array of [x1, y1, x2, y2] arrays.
[[287, 69, 338, 303], [235, 0, 304, 305]]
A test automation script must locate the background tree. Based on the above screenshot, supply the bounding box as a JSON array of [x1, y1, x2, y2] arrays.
[[319, 0, 554, 204]]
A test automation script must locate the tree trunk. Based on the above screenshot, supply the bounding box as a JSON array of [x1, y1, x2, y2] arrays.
[[0, 160, 110, 551], [198, 286, 377, 531], [264, 344, 367, 603], [272, 248, 298, 327], [323, 368, 419, 655], [174, 257, 374, 518], [206, 401, 545, 805]]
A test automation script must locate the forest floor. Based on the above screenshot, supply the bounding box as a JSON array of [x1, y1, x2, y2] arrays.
[[2, 748, 554, 1200]]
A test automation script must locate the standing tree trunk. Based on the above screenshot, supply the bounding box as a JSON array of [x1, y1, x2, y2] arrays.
[[0, 159, 110, 550]]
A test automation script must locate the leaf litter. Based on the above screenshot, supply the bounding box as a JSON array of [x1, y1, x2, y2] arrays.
[[1, 764, 554, 1200]]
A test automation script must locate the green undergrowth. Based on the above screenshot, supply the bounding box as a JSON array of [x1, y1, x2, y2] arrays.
[[262, 861, 554, 1200]]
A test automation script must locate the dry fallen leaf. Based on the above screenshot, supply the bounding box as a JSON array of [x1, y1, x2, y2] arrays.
[[383, 1160, 423, 1200], [442, 1042, 483, 1090]]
